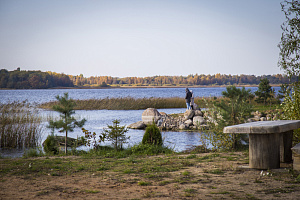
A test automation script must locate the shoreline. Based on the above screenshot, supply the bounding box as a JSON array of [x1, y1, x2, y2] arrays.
[[0, 84, 281, 90]]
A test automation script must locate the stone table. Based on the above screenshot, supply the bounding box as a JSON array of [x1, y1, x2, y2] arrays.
[[223, 120, 300, 169]]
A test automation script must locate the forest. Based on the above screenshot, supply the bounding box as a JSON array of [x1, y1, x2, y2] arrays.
[[69, 73, 297, 87], [0, 68, 73, 89], [0, 68, 297, 89]]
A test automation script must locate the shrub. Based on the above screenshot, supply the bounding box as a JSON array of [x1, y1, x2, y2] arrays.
[[23, 147, 44, 158], [43, 135, 59, 155], [142, 122, 162, 146]]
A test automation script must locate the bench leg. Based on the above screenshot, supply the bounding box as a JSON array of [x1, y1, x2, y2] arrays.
[[280, 130, 293, 163], [249, 133, 280, 169]]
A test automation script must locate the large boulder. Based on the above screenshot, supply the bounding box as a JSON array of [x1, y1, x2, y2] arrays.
[[194, 110, 203, 117], [184, 119, 193, 126], [193, 116, 206, 126], [142, 108, 161, 125], [192, 103, 201, 110], [184, 110, 195, 120], [128, 121, 146, 129], [179, 123, 187, 130]]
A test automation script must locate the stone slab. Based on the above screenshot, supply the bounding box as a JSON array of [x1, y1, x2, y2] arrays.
[[292, 143, 300, 155], [223, 120, 300, 134]]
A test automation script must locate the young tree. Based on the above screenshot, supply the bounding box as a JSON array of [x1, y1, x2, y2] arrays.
[[201, 86, 253, 150], [142, 122, 162, 146], [102, 120, 129, 151], [255, 78, 273, 105], [48, 93, 86, 154]]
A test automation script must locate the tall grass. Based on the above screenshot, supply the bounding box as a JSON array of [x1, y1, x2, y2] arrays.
[[39, 97, 218, 110], [0, 101, 42, 148]]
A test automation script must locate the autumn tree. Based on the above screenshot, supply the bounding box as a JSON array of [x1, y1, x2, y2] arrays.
[[278, 0, 300, 144]]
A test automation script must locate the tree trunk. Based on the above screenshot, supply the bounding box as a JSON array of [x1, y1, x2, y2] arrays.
[[65, 130, 68, 154]]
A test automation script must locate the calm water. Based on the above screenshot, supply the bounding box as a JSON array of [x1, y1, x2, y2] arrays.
[[0, 87, 279, 157], [0, 87, 269, 104]]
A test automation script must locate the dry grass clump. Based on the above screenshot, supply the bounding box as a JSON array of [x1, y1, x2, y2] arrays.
[[39, 97, 218, 110], [0, 101, 42, 148]]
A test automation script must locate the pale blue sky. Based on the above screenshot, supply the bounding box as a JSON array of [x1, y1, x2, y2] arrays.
[[0, 0, 285, 77]]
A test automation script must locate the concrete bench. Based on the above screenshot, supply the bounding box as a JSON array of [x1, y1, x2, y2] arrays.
[[223, 120, 300, 169]]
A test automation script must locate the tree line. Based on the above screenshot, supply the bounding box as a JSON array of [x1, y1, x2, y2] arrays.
[[70, 73, 297, 87], [0, 68, 298, 89], [0, 68, 73, 89]]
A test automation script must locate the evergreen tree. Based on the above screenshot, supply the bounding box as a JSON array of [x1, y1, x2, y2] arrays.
[[102, 120, 129, 151], [255, 78, 273, 105], [48, 93, 86, 154], [201, 86, 253, 150], [142, 122, 163, 146]]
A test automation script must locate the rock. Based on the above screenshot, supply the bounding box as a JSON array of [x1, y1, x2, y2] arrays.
[[128, 121, 146, 129], [260, 117, 267, 121], [184, 110, 195, 120], [193, 116, 206, 126], [142, 108, 161, 125], [194, 110, 203, 117], [254, 115, 261, 121], [191, 125, 197, 129], [179, 124, 187, 130], [247, 118, 257, 122], [184, 119, 193, 126], [292, 143, 300, 155], [160, 112, 167, 116], [192, 103, 201, 110], [292, 143, 300, 171], [157, 119, 163, 127]]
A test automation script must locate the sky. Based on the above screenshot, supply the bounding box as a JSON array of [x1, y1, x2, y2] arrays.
[[0, 0, 286, 78]]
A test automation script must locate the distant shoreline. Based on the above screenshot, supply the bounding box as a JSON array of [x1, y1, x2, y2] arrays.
[[0, 84, 282, 90]]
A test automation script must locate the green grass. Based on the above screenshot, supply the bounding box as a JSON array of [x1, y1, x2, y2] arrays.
[[2, 148, 300, 200], [138, 181, 151, 186]]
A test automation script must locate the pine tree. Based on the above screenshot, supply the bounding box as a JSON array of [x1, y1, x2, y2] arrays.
[[103, 120, 129, 151], [255, 78, 273, 105], [48, 93, 86, 154]]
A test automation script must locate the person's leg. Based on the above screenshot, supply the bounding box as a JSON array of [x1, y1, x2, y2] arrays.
[[186, 102, 191, 110], [186, 102, 190, 109]]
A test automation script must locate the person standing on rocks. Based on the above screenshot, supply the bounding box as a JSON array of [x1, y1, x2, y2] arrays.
[[185, 88, 192, 110], [190, 90, 194, 110]]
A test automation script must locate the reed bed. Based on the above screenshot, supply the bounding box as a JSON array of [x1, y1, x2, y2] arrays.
[[0, 101, 42, 148], [39, 97, 219, 110]]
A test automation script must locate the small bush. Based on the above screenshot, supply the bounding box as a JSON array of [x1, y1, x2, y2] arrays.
[[142, 122, 162, 146], [43, 135, 59, 155]]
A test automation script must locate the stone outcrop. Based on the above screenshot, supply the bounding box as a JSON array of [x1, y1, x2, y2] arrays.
[[193, 116, 206, 126], [184, 110, 195, 120], [127, 121, 146, 129], [128, 108, 282, 131], [142, 108, 161, 125]]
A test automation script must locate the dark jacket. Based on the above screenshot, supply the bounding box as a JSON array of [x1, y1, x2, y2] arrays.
[[185, 89, 192, 103]]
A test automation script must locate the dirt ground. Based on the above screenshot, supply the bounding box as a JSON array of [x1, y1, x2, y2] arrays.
[[1, 152, 300, 200]]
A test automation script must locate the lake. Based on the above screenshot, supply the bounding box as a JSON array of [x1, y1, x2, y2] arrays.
[[0, 87, 279, 157]]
